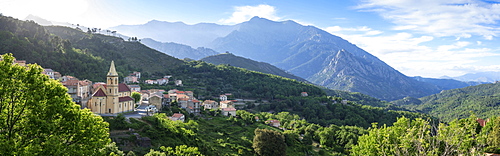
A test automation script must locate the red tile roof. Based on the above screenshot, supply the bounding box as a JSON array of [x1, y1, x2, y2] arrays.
[[172, 113, 184, 118], [192, 100, 200, 103], [203, 100, 216, 104], [93, 88, 107, 97], [477, 118, 487, 127], [119, 96, 134, 102], [79, 80, 90, 86], [178, 98, 189, 101], [119, 83, 131, 92], [176, 91, 185, 94], [62, 80, 79, 86], [93, 82, 106, 89], [222, 108, 236, 111], [266, 120, 280, 124]]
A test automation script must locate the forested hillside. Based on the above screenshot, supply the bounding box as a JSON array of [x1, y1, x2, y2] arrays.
[[392, 82, 500, 122], [201, 52, 307, 82], [254, 95, 429, 128]]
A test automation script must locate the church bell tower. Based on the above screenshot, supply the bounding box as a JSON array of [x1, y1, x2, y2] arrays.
[[106, 61, 119, 113]]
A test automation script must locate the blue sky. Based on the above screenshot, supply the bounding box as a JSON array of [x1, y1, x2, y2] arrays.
[[1, 0, 500, 78]]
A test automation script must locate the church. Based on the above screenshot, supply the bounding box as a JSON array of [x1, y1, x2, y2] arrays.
[[89, 61, 135, 114]]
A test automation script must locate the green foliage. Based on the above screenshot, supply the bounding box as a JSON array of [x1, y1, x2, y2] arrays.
[[395, 83, 500, 122], [132, 92, 141, 104], [100, 142, 125, 156], [256, 96, 429, 128], [174, 61, 326, 99], [253, 128, 287, 156], [324, 89, 390, 107], [104, 114, 129, 130], [145, 145, 203, 156], [351, 115, 494, 156], [0, 54, 110, 155]]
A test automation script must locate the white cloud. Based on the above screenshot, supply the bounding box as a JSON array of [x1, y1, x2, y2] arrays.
[[357, 0, 500, 39], [325, 26, 383, 36], [324, 25, 500, 77], [219, 4, 281, 24]]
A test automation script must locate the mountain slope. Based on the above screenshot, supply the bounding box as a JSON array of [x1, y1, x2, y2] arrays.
[[209, 17, 440, 101], [392, 82, 500, 122], [201, 52, 307, 82], [140, 38, 219, 60]]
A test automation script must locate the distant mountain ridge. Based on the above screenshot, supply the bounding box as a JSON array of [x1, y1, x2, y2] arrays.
[[449, 71, 500, 83], [412, 76, 485, 91], [201, 53, 307, 82], [111, 16, 477, 101], [140, 38, 219, 60], [111, 20, 237, 48]]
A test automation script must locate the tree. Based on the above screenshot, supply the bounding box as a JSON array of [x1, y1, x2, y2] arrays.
[[253, 129, 287, 156], [0, 54, 110, 155], [144, 145, 203, 156], [132, 92, 141, 104]]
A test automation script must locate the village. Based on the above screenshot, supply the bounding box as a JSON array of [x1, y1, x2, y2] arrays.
[[24, 59, 287, 128]]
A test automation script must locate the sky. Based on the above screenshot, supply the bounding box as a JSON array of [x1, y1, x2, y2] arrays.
[[1, 0, 500, 78]]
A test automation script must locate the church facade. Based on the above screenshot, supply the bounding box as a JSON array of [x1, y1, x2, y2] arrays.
[[89, 61, 135, 114]]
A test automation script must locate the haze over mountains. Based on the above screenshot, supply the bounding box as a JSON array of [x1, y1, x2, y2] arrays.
[[443, 71, 500, 83], [112, 16, 483, 101], [140, 38, 218, 60], [112, 20, 237, 48]]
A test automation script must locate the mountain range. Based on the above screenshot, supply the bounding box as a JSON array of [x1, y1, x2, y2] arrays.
[[112, 17, 444, 101], [25, 15, 487, 101]]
